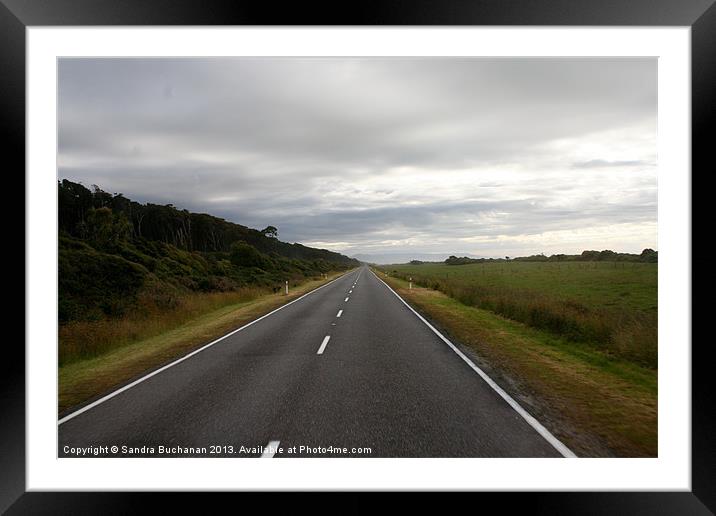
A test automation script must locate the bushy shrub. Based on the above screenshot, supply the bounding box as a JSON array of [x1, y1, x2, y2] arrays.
[[58, 245, 147, 322], [229, 241, 270, 269]]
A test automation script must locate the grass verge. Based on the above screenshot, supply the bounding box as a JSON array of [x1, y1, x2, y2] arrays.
[[59, 271, 348, 414], [59, 288, 267, 365], [378, 271, 657, 457]]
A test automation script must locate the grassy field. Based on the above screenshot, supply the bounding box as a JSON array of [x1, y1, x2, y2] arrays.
[[380, 261, 657, 368], [377, 272, 657, 457], [59, 271, 348, 413]]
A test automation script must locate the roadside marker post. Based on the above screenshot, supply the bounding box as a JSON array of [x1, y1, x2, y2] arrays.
[[409, 277, 412, 290], [285, 280, 288, 295]]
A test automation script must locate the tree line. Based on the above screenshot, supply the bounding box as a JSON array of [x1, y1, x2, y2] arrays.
[[442, 249, 658, 265], [58, 179, 357, 265]]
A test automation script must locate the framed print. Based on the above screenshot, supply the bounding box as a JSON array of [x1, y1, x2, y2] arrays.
[[4, 0, 713, 512]]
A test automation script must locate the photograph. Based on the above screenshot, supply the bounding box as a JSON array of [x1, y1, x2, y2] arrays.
[[56, 56, 657, 459], [4, 0, 708, 507]]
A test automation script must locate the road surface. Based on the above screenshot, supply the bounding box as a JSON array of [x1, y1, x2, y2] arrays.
[[58, 265, 572, 458]]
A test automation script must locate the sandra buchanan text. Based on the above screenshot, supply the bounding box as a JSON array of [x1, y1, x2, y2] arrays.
[[62, 445, 211, 456]]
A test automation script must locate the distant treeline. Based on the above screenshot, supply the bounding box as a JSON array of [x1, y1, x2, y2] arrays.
[[438, 249, 657, 266], [58, 180, 359, 323]]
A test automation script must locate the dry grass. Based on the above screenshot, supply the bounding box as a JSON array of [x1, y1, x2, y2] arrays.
[[381, 273, 657, 457], [59, 288, 266, 365]]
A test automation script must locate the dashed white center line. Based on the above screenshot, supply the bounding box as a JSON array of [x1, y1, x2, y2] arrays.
[[261, 440, 281, 458], [349, 290, 353, 293], [317, 335, 331, 354], [337, 310, 343, 318], [344, 297, 349, 302]]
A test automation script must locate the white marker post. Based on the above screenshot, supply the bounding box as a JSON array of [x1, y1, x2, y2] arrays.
[[285, 280, 289, 295], [409, 277, 412, 290]]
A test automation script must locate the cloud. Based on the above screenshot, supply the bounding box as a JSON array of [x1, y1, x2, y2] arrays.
[[58, 57, 657, 257], [572, 159, 653, 169]]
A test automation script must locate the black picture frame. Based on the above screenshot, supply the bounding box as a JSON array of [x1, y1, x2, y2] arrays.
[[4, 0, 712, 512]]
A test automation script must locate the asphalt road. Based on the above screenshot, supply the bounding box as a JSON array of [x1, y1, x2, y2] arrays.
[[58, 265, 570, 458]]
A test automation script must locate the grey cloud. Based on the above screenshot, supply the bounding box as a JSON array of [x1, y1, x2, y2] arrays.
[[272, 196, 656, 248], [572, 159, 653, 169], [58, 57, 657, 257], [59, 58, 656, 169]]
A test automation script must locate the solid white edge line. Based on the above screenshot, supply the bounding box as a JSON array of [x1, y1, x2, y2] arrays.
[[370, 269, 577, 458], [58, 269, 356, 426], [317, 335, 331, 355], [261, 440, 281, 458], [336, 310, 343, 318]]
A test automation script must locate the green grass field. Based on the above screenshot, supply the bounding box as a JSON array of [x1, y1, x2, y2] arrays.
[[380, 261, 657, 368]]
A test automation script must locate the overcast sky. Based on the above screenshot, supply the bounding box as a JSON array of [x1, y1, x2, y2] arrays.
[[58, 58, 657, 261]]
